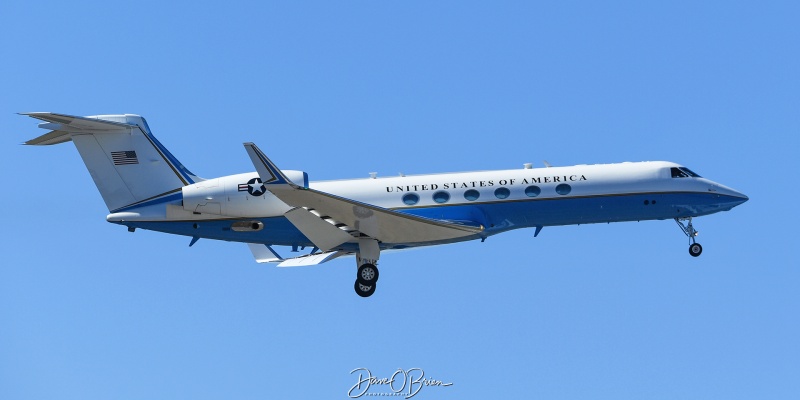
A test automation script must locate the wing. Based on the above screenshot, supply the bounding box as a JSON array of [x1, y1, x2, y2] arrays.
[[247, 243, 348, 266], [243, 143, 484, 248]]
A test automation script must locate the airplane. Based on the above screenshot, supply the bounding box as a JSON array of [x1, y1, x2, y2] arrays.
[[22, 112, 749, 297]]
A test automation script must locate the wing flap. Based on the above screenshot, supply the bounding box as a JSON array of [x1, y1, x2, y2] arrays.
[[283, 207, 355, 251]]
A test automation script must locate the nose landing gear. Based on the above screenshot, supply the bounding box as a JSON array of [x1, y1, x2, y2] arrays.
[[675, 217, 702, 257], [689, 242, 703, 257]]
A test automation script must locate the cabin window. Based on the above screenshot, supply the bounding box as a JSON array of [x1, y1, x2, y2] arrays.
[[524, 185, 541, 197], [402, 193, 420, 205], [432, 191, 450, 204], [494, 187, 510, 199], [556, 183, 571, 195], [464, 189, 480, 201]]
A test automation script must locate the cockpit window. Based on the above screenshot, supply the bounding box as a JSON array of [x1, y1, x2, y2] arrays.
[[680, 167, 701, 177], [671, 167, 688, 178], [671, 167, 701, 178]]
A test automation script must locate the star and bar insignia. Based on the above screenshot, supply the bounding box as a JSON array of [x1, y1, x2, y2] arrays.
[[238, 177, 266, 196]]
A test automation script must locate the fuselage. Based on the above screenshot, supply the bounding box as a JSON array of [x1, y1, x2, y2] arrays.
[[23, 112, 749, 296], [108, 161, 748, 251]]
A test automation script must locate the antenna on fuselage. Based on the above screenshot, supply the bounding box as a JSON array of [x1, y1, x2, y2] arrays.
[[543, 160, 553, 168]]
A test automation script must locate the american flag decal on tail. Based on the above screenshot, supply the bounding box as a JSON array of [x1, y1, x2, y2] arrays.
[[111, 151, 139, 165]]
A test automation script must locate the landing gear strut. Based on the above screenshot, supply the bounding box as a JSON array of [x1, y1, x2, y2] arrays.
[[354, 238, 380, 297], [675, 217, 702, 257]]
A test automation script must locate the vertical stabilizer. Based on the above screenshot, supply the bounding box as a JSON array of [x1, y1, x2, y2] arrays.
[[22, 112, 201, 212]]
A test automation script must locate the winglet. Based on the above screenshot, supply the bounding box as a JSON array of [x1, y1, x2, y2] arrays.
[[243, 142, 295, 186]]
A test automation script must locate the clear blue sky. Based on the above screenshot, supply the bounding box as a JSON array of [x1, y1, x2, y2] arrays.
[[1, 1, 798, 399]]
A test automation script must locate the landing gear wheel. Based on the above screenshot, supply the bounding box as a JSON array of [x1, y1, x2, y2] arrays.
[[354, 280, 376, 297], [357, 263, 379, 285], [676, 218, 704, 257]]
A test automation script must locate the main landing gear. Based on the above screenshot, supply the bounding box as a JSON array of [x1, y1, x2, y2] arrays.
[[675, 217, 702, 257], [354, 238, 380, 297]]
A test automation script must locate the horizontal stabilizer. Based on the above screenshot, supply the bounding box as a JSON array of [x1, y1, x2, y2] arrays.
[[22, 112, 136, 145], [24, 129, 72, 145], [23, 112, 134, 131]]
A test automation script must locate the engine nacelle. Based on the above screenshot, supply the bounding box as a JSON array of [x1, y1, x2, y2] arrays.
[[181, 171, 307, 218]]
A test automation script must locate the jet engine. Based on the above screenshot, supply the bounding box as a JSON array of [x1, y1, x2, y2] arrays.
[[181, 171, 307, 218]]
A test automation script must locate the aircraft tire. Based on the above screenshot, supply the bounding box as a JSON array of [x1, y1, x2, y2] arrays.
[[357, 263, 379, 285], [355, 280, 376, 297], [689, 243, 703, 257]]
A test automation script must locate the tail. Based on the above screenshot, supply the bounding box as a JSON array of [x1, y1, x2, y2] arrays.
[[22, 112, 202, 213]]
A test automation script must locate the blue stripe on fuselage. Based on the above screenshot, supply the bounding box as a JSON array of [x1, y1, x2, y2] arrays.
[[403, 191, 746, 233], [111, 191, 183, 214], [111, 191, 745, 249], [121, 216, 313, 247]]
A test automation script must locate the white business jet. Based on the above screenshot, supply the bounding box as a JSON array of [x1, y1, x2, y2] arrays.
[[23, 113, 748, 297]]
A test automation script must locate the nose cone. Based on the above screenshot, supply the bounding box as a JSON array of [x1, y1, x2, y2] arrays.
[[713, 183, 749, 208], [729, 192, 749, 208]]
